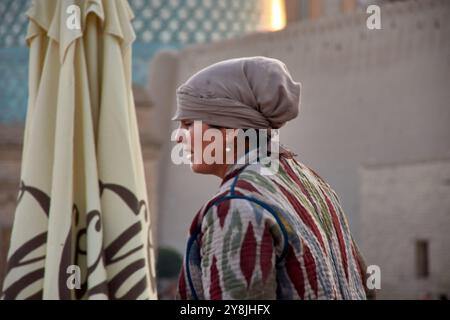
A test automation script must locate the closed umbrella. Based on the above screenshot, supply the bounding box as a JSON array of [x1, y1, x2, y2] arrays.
[[1, 0, 157, 300]]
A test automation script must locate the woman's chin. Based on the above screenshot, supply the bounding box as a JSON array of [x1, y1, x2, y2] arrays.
[[190, 163, 215, 175], [190, 163, 205, 174]]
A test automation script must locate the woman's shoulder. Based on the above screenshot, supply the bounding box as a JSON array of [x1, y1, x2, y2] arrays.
[[221, 164, 278, 196], [198, 188, 287, 247], [198, 165, 284, 229]]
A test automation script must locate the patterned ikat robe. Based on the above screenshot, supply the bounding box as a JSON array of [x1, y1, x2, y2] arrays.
[[177, 147, 369, 300]]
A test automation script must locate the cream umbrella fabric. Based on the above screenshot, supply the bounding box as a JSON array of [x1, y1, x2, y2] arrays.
[[1, 0, 157, 300]]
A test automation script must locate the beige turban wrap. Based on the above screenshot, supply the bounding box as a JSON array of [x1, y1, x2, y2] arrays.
[[172, 56, 301, 129]]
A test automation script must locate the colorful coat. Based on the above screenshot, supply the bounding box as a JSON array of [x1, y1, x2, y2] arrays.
[[177, 147, 369, 300]]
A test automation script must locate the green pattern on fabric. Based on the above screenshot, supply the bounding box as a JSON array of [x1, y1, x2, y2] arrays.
[[222, 209, 246, 298]]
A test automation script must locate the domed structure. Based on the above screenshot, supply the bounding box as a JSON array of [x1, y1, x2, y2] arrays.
[[0, 0, 275, 122]]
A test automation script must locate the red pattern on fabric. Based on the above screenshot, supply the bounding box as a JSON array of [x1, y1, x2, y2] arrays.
[[210, 255, 222, 299], [235, 180, 262, 195], [276, 181, 327, 253], [189, 210, 202, 235], [260, 223, 273, 283], [286, 244, 305, 299], [282, 158, 311, 195], [323, 192, 349, 280], [240, 222, 257, 288], [200, 191, 230, 229], [204, 191, 229, 211], [178, 267, 187, 299], [302, 241, 318, 297], [220, 165, 249, 187], [234, 190, 245, 197], [216, 200, 230, 228], [291, 157, 325, 182], [286, 159, 327, 247], [307, 166, 325, 181]]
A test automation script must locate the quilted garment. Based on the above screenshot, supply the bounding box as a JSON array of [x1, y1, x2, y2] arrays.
[[177, 147, 368, 300]]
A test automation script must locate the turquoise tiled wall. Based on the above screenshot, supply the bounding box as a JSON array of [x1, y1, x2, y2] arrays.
[[0, 0, 265, 123]]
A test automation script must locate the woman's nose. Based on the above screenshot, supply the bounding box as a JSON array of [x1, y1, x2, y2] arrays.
[[175, 128, 185, 144]]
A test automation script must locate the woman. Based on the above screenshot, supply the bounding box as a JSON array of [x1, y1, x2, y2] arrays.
[[172, 57, 370, 300]]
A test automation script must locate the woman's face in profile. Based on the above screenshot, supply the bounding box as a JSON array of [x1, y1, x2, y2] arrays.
[[176, 120, 232, 177]]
